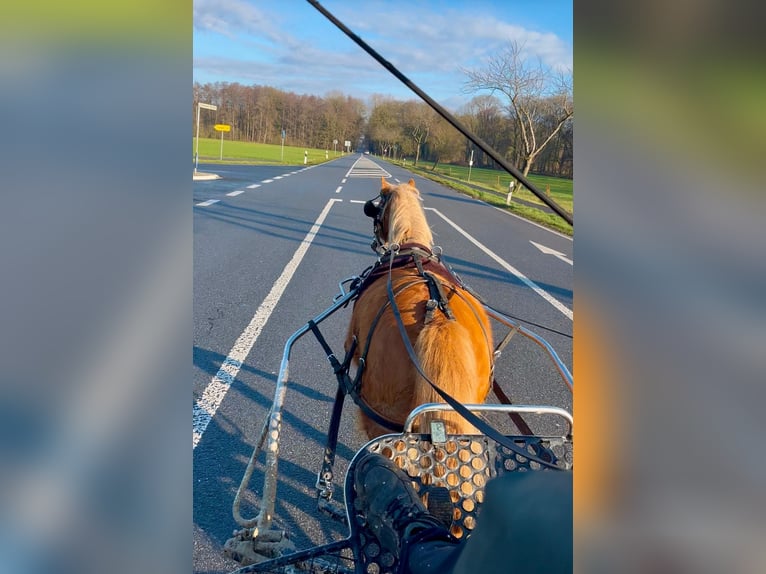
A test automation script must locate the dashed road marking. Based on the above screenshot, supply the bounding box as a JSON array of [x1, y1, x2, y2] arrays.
[[262, 179, 273, 183], [195, 199, 220, 207], [226, 190, 245, 197], [247, 184, 261, 189], [335, 186, 342, 193]]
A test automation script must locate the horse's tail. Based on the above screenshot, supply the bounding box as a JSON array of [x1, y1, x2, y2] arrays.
[[413, 318, 484, 434]]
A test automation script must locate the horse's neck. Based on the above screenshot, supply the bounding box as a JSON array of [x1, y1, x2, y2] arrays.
[[391, 206, 432, 246]]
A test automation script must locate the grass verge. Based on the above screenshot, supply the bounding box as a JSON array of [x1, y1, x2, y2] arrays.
[[406, 163, 573, 236], [193, 137, 340, 165]]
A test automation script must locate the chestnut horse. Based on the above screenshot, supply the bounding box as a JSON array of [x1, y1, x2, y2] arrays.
[[345, 178, 494, 439]]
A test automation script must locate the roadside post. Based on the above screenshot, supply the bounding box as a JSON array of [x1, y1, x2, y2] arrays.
[[507, 180, 516, 205], [214, 124, 231, 160], [468, 149, 474, 182], [304, 150, 308, 165], [195, 102, 218, 173]]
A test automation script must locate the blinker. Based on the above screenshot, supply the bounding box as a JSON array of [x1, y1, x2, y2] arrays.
[[363, 199, 380, 218]]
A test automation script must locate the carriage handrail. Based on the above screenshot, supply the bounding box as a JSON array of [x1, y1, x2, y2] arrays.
[[484, 305, 573, 392], [232, 287, 358, 531], [404, 403, 573, 436]]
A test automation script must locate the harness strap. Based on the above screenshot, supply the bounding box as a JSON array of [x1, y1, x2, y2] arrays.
[[308, 320, 405, 435]]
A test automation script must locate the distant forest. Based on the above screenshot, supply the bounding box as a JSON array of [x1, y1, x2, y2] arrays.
[[193, 82, 572, 179]]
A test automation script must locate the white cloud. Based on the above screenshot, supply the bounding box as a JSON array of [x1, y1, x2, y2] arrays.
[[194, 0, 287, 44], [338, 8, 572, 74]]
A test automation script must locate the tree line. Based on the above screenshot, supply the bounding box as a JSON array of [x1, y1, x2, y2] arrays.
[[193, 43, 572, 178]]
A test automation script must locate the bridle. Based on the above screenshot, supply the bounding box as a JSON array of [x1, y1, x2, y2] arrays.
[[363, 193, 391, 254]]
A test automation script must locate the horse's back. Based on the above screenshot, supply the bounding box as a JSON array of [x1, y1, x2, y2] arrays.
[[347, 270, 493, 437]]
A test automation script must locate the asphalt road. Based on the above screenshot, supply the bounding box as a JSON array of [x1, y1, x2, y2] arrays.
[[193, 155, 573, 573]]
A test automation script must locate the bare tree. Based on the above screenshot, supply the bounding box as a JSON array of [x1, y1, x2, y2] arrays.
[[463, 41, 573, 177], [401, 101, 436, 166]]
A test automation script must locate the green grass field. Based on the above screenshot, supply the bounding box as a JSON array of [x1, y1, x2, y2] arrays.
[[423, 163, 572, 213], [193, 137, 339, 165], [404, 161, 573, 235]]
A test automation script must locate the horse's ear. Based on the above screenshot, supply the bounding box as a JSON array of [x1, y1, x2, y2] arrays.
[[381, 177, 392, 195], [407, 178, 420, 196]]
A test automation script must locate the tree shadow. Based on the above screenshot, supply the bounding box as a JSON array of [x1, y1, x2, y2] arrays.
[[424, 191, 483, 205], [440, 255, 573, 301], [195, 207, 372, 259]]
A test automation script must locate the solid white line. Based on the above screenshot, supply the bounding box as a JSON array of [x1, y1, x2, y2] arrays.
[[262, 179, 273, 183], [489, 203, 573, 240], [226, 190, 245, 197], [335, 186, 342, 193], [195, 199, 220, 207], [193, 198, 343, 449], [426, 207, 573, 320]]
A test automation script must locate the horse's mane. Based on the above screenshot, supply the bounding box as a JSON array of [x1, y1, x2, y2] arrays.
[[385, 181, 433, 247]]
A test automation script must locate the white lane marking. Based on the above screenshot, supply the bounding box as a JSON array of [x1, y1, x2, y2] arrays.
[[530, 241, 573, 265], [342, 178, 347, 184], [489, 204, 573, 240], [395, 178, 401, 183], [335, 186, 342, 194], [426, 207, 573, 320], [282, 174, 290, 177], [262, 179, 274, 183], [247, 184, 261, 189], [193, 198, 343, 449], [274, 176, 283, 180], [349, 200, 366, 204], [226, 190, 245, 197], [195, 199, 220, 207]]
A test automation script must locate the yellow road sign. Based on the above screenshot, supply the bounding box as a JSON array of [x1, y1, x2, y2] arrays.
[[214, 124, 231, 132]]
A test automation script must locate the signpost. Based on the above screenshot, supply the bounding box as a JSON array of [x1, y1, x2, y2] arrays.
[[214, 124, 231, 160], [281, 128, 286, 161], [333, 139, 338, 155], [195, 102, 217, 173], [344, 140, 351, 154]]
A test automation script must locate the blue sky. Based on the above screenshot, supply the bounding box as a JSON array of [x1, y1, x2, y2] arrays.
[[193, 0, 572, 110]]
